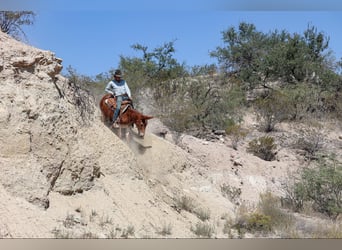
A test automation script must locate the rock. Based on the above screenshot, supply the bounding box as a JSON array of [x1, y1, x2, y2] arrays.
[[233, 159, 243, 167], [0, 30, 128, 209], [213, 130, 226, 135]]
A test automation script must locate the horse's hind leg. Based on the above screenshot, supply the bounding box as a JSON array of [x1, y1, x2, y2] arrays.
[[121, 128, 130, 142], [125, 129, 131, 143], [117, 127, 122, 139]]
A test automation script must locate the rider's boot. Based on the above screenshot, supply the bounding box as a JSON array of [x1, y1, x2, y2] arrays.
[[112, 118, 120, 128]]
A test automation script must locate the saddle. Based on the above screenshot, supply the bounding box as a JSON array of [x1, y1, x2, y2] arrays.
[[104, 96, 133, 115]]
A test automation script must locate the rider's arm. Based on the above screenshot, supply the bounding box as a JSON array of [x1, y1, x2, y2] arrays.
[[124, 81, 131, 98], [105, 81, 115, 96]]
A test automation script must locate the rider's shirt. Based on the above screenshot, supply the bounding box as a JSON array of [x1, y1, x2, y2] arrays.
[[105, 79, 131, 98]]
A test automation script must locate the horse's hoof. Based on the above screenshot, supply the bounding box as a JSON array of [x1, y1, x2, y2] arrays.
[[112, 123, 120, 128]]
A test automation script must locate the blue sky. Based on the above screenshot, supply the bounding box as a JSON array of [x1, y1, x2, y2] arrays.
[[2, 1, 342, 76]]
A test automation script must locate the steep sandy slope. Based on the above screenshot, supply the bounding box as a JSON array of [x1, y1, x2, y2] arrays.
[[1, 31, 341, 238]]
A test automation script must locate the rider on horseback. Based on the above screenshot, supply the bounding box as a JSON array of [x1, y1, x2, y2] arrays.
[[105, 69, 132, 128]]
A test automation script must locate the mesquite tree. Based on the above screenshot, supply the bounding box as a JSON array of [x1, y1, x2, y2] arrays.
[[0, 11, 36, 40]]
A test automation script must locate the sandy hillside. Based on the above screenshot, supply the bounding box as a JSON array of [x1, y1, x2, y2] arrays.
[[1, 30, 341, 238]]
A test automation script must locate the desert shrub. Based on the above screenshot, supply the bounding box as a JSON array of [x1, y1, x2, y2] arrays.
[[80, 231, 98, 239], [155, 76, 238, 136], [258, 192, 295, 230], [253, 90, 291, 132], [233, 211, 272, 236], [194, 207, 211, 221], [51, 228, 73, 238], [281, 174, 306, 213], [158, 222, 173, 236], [64, 66, 95, 125], [287, 155, 342, 219], [319, 90, 342, 120], [121, 225, 135, 238], [119, 41, 187, 98], [292, 123, 324, 160], [225, 122, 248, 150], [211, 22, 336, 93], [231, 203, 252, 237], [312, 223, 342, 238], [63, 214, 77, 228], [174, 195, 211, 222], [99, 214, 114, 228], [0, 11, 36, 40], [222, 217, 235, 237], [191, 222, 215, 238], [282, 84, 320, 120], [221, 184, 242, 204], [246, 213, 272, 233], [247, 136, 277, 161], [175, 195, 196, 213]]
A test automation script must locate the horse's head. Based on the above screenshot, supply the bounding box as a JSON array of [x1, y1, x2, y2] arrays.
[[134, 115, 153, 137]]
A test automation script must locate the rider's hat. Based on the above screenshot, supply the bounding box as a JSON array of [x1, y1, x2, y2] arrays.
[[114, 69, 122, 78]]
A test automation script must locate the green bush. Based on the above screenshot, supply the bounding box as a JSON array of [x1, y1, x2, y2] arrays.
[[211, 22, 333, 89], [281, 84, 319, 121], [289, 155, 342, 219], [247, 136, 277, 161], [246, 213, 272, 233], [253, 91, 291, 132], [233, 212, 272, 236]]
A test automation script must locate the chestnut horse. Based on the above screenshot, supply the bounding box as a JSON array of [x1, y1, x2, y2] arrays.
[[99, 94, 153, 138]]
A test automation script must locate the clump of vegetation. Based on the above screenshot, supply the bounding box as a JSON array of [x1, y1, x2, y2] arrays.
[[285, 155, 342, 219], [0, 11, 36, 40], [220, 184, 242, 204], [292, 123, 324, 160], [233, 212, 272, 237], [246, 213, 272, 233], [158, 222, 173, 236], [175, 195, 196, 213], [51, 228, 73, 239], [63, 214, 77, 228], [225, 122, 248, 150], [191, 222, 215, 238], [194, 207, 211, 221], [99, 214, 114, 228], [258, 192, 295, 230], [253, 91, 291, 132], [64, 66, 95, 125], [174, 195, 211, 221], [120, 225, 135, 238], [247, 136, 277, 161], [80, 231, 99, 239]]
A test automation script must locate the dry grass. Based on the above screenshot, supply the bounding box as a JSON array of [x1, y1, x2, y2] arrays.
[[175, 195, 196, 213], [194, 207, 211, 221], [258, 192, 295, 230], [191, 222, 215, 238], [158, 222, 173, 236]]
